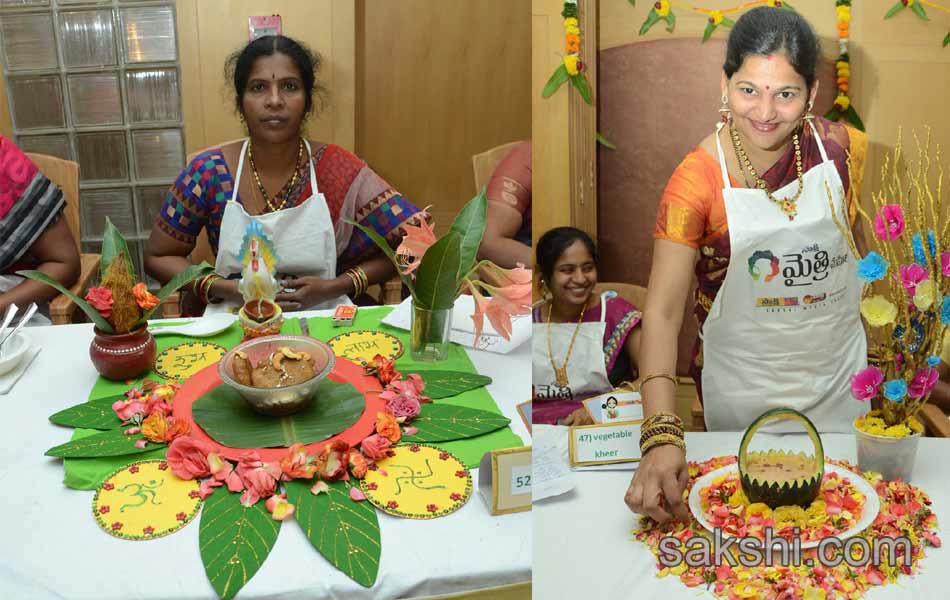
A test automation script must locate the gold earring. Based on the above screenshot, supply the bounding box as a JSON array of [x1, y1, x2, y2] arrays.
[[804, 100, 815, 123], [719, 94, 731, 123], [538, 279, 551, 300]]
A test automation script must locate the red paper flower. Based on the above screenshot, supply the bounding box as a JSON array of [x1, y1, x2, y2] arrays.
[[128, 465, 139, 474], [85, 287, 114, 317], [158, 462, 168, 470], [102, 483, 114, 491], [132, 282, 159, 310], [410, 445, 421, 453], [188, 490, 200, 499], [455, 470, 467, 478], [367, 482, 378, 491]]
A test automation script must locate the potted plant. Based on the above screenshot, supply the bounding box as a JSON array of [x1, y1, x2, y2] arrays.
[[18, 217, 213, 380], [349, 190, 531, 361], [842, 131, 946, 481]]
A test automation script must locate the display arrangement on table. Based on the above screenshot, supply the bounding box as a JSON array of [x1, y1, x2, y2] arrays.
[[36, 207, 529, 600]]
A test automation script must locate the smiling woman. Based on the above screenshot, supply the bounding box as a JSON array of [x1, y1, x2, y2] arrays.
[[143, 35, 422, 315]]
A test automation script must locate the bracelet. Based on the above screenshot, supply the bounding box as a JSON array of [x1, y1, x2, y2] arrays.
[[344, 270, 364, 297], [354, 266, 368, 296], [639, 424, 684, 447], [638, 372, 678, 392], [192, 275, 208, 297], [201, 274, 222, 304], [642, 412, 683, 431], [640, 433, 686, 455]]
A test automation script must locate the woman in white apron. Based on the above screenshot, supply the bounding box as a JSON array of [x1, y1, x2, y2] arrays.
[[0, 135, 80, 326], [532, 227, 642, 425], [625, 7, 868, 523], [144, 35, 422, 314]]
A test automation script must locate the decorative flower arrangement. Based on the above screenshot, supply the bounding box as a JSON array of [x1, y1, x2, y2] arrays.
[[541, 0, 593, 105], [637, 0, 794, 40], [835, 131, 946, 435], [826, 1, 865, 131], [348, 190, 531, 346], [17, 217, 212, 334], [699, 469, 865, 544], [633, 455, 941, 600]]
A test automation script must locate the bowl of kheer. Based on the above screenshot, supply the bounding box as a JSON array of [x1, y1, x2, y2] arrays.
[[218, 335, 335, 416]]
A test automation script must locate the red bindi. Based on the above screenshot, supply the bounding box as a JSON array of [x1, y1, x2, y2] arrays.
[[765, 85, 770, 90]]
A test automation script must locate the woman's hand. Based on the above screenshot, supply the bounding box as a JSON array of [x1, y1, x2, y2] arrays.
[[624, 443, 689, 523], [274, 276, 345, 311], [561, 408, 594, 426]]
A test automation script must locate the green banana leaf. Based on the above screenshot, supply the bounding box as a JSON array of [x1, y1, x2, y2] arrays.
[[100, 217, 135, 281], [15, 269, 113, 332], [134, 262, 214, 326]]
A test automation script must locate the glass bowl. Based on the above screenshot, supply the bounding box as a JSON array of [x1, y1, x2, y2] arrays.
[[218, 335, 335, 416]]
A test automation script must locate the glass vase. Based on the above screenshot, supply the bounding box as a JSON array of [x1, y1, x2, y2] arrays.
[[410, 301, 452, 362]]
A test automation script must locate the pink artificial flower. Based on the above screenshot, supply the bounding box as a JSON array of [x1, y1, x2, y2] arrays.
[[390, 373, 427, 398], [873, 204, 906, 240], [395, 209, 437, 274], [310, 480, 329, 495], [485, 296, 516, 340], [360, 434, 393, 460], [909, 367, 939, 399], [198, 479, 218, 500], [265, 493, 295, 521], [899, 264, 929, 297], [851, 367, 884, 401], [469, 282, 491, 344], [123, 427, 140, 435], [112, 399, 147, 422], [279, 442, 318, 480], [133, 439, 148, 449], [208, 452, 243, 492], [313, 440, 350, 481], [166, 436, 214, 480], [349, 452, 370, 479], [403, 426, 418, 436], [349, 487, 367, 501], [84, 287, 114, 317], [235, 451, 280, 506], [492, 263, 533, 287], [381, 389, 421, 421]]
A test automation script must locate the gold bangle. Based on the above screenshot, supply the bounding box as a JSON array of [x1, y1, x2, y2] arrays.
[[639, 424, 684, 445], [642, 411, 683, 430], [641, 433, 686, 455], [344, 270, 361, 297], [202, 274, 222, 304], [192, 275, 208, 297], [638, 373, 678, 392], [354, 266, 368, 296]]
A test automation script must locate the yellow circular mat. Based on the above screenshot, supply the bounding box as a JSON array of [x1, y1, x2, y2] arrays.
[[154, 341, 226, 381], [328, 330, 403, 366], [93, 460, 202, 540], [360, 444, 471, 519]]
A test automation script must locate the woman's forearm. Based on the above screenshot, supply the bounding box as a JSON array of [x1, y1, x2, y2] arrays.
[[145, 253, 198, 286], [638, 307, 682, 418], [1, 257, 80, 311]]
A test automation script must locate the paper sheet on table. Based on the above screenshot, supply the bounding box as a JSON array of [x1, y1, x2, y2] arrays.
[[380, 296, 530, 354], [531, 424, 575, 501]]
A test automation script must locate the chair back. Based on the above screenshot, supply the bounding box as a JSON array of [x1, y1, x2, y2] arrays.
[[592, 282, 646, 310], [472, 141, 523, 193], [25, 153, 81, 251]]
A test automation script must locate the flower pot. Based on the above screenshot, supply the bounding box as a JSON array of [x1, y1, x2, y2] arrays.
[[410, 302, 452, 362], [854, 421, 921, 482], [89, 325, 156, 381]]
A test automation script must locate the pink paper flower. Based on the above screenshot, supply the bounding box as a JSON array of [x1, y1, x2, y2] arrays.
[[403, 426, 418, 436], [235, 451, 280, 506], [279, 442, 317, 480], [360, 434, 393, 460], [133, 439, 148, 449], [381, 389, 421, 421], [900, 264, 929, 297], [349, 452, 370, 479], [851, 366, 884, 401], [208, 452, 243, 492], [389, 373, 428, 398], [873, 204, 906, 240], [349, 487, 367, 501], [314, 440, 350, 481], [310, 480, 329, 495], [909, 367, 939, 399], [265, 493, 295, 520], [942, 252, 950, 277], [166, 437, 214, 480], [112, 399, 147, 422], [84, 287, 114, 317]]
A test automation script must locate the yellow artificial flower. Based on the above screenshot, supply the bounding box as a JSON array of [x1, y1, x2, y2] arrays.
[[835, 94, 851, 110], [709, 10, 724, 26], [836, 60, 849, 70], [860, 295, 896, 326], [564, 55, 579, 76], [914, 279, 935, 310], [565, 24, 580, 35], [655, 1, 671, 18], [564, 17, 579, 28]]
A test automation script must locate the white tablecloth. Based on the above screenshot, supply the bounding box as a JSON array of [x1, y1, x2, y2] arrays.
[[533, 425, 950, 600], [0, 310, 531, 600]]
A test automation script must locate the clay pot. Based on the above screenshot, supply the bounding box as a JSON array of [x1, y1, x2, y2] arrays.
[[238, 300, 284, 339], [89, 325, 156, 380]]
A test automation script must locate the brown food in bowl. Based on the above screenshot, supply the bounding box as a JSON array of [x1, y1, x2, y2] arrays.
[[234, 346, 317, 388]]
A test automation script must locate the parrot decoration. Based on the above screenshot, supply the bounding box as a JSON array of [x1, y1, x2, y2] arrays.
[[237, 221, 280, 307]]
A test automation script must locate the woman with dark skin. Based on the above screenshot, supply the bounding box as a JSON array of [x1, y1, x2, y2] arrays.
[[145, 36, 420, 312]]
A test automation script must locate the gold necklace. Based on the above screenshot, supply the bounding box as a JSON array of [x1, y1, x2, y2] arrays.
[[247, 138, 305, 212], [729, 122, 804, 221], [546, 300, 588, 388]]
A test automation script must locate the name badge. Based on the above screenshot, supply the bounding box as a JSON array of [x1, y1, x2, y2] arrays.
[[568, 421, 643, 467], [478, 446, 532, 515]]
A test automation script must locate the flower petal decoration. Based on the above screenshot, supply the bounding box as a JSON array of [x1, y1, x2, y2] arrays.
[[856, 251, 888, 283], [942, 296, 950, 325], [912, 233, 928, 266], [132, 282, 159, 310], [941, 252, 950, 276], [860, 295, 898, 327], [85, 286, 114, 317], [913, 279, 935, 311], [909, 367, 938, 399], [394, 209, 437, 275], [928, 355, 941, 368], [883, 379, 908, 402], [851, 366, 884, 401], [873, 204, 906, 240], [899, 263, 929, 297]]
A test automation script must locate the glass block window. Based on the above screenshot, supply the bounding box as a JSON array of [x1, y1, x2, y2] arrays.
[[1, 1, 183, 286]]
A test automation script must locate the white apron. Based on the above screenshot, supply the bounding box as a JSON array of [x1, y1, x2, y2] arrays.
[[532, 292, 613, 399], [701, 120, 866, 433], [204, 139, 350, 314], [0, 276, 51, 326]]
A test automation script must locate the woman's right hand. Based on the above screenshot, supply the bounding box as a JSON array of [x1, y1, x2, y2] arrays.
[[624, 443, 690, 523], [209, 278, 243, 305]]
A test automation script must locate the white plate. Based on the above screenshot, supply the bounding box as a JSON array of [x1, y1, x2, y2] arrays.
[[0, 331, 30, 376], [688, 462, 880, 550]]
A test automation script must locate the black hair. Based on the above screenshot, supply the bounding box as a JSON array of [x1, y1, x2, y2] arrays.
[[224, 35, 326, 117], [536, 226, 599, 285], [724, 6, 820, 90]]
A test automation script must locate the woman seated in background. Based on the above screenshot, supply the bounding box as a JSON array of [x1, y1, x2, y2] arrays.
[[532, 227, 641, 425], [0, 135, 80, 325], [479, 140, 532, 269], [145, 35, 421, 314]]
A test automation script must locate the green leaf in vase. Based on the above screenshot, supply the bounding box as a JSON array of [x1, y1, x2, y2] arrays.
[[449, 190, 487, 286], [414, 231, 461, 310]]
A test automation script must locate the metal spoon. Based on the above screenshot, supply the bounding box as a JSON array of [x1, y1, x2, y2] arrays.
[[0, 302, 36, 356], [0, 304, 19, 358]]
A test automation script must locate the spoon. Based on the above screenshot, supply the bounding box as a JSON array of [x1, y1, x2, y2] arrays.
[[0, 303, 36, 356], [149, 313, 235, 337], [0, 304, 18, 341]]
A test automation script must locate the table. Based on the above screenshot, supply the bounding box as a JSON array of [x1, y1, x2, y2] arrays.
[[0, 310, 531, 600], [533, 425, 950, 599]]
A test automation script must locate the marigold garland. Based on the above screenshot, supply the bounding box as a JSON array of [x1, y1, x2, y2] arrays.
[[637, 1, 794, 40], [827, 0, 865, 131], [541, 0, 593, 105]]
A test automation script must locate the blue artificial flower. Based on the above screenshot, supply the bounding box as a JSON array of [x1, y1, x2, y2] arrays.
[[912, 233, 927, 266], [928, 229, 937, 258], [928, 355, 941, 367], [893, 319, 925, 352], [942, 296, 950, 325], [856, 251, 888, 282], [884, 379, 908, 403]]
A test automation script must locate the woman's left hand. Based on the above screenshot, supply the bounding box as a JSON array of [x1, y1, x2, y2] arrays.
[[274, 276, 343, 311]]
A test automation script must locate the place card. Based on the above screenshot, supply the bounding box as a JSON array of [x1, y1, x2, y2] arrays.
[[582, 389, 643, 424], [568, 420, 643, 467], [478, 446, 531, 515]]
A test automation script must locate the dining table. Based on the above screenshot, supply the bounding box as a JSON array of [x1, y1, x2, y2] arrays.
[[533, 424, 950, 600], [0, 307, 531, 600]]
